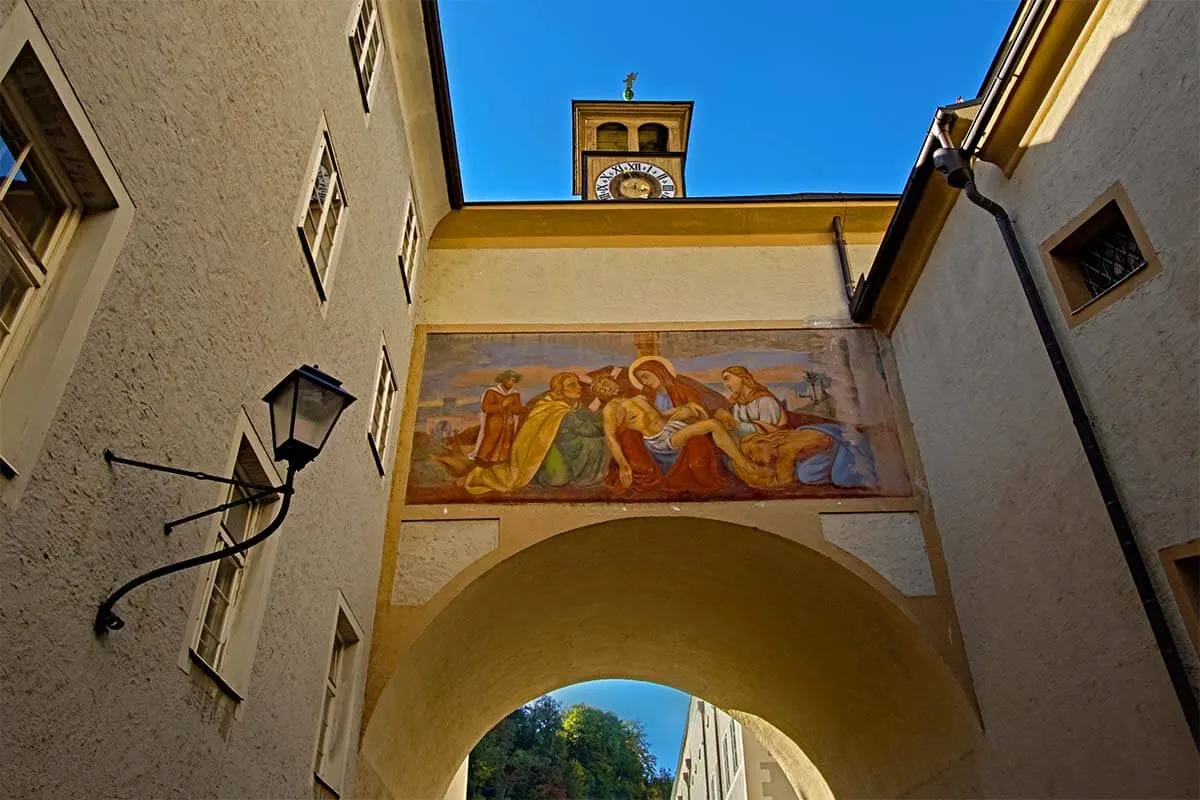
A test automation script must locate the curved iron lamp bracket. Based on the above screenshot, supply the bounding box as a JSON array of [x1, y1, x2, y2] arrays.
[[95, 450, 297, 635]]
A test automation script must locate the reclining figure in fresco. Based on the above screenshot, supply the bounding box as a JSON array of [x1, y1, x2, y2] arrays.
[[591, 376, 771, 488]]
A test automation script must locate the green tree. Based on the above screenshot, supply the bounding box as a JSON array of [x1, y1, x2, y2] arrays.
[[468, 697, 672, 800]]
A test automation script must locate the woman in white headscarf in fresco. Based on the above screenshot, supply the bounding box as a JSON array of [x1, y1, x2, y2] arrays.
[[714, 365, 877, 489]]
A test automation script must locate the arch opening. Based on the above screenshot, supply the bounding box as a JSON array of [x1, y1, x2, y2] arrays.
[[638, 123, 669, 152], [362, 517, 981, 799], [463, 679, 833, 800], [596, 122, 629, 151]]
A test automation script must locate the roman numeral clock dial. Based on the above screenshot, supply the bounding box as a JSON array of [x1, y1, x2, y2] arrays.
[[594, 162, 677, 200]]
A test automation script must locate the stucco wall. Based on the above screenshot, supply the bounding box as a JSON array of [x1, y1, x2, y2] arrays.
[[419, 243, 879, 325], [0, 1, 442, 797], [891, 0, 1198, 795]]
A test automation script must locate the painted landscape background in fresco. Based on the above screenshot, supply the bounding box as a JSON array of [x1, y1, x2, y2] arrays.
[[405, 329, 912, 503]]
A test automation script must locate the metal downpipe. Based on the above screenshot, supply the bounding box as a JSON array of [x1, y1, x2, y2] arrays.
[[939, 154, 1199, 747]]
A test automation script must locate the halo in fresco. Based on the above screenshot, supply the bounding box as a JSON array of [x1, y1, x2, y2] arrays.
[[404, 328, 912, 503]]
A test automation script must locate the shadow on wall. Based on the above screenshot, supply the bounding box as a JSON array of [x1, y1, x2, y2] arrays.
[[358, 517, 982, 800]]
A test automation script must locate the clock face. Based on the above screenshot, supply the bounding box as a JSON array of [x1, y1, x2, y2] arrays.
[[594, 162, 677, 200]]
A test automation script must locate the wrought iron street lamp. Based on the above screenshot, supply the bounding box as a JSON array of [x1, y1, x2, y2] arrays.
[[94, 365, 356, 635]]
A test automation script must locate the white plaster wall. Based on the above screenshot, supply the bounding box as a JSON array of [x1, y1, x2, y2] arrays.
[[0, 1, 443, 797], [391, 519, 498, 606], [891, 0, 1198, 795], [419, 243, 879, 325], [820, 512, 934, 597]]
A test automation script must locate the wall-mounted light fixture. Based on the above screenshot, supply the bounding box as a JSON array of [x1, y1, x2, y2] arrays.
[[94, 365, 356, 635]]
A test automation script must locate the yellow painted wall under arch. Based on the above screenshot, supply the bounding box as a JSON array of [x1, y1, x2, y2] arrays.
[[359, 517, 982, 799]]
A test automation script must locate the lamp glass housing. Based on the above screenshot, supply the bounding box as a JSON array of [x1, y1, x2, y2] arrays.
[[263, 365, 356, 470]]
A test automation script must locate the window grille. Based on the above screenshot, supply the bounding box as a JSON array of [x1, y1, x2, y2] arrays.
[[1074, 216, 1146, 299], [1041, 186, 1160, 326]]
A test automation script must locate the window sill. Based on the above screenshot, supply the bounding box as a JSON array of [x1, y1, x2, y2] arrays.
[[188, 648, 244, 703], [314, 770, 342, 798]]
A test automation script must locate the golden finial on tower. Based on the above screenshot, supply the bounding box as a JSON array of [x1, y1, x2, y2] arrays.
[[623, 72, 638, 101]]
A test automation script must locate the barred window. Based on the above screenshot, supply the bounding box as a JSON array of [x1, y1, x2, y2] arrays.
[[1041, 185, 1161, 328]]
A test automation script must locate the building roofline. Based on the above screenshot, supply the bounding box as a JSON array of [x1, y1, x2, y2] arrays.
[[459, 192, 899, 208], [851, 0, 1102, 329], [421, 0, 463, 209]]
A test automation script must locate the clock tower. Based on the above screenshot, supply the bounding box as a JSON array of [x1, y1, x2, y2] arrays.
[[572, 92, 692, 201]]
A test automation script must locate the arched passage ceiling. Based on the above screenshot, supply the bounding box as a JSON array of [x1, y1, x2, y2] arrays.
[[361, 517, 982, 799]]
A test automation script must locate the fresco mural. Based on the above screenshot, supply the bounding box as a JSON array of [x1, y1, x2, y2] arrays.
[[405, 329, 912, 503]]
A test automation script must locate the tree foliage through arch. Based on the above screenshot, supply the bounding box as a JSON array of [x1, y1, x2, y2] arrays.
[[468, 697, 674, 800]]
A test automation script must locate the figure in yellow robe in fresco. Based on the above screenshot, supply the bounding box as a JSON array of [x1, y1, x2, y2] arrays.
[[464, 373, 590, 495]]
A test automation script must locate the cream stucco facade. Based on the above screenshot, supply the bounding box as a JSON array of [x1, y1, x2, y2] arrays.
[[669, 700, 828, 800], [1, 0, 1196, 799]]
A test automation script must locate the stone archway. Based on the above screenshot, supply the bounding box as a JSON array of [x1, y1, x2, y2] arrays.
[[360, 517, 981, 799]]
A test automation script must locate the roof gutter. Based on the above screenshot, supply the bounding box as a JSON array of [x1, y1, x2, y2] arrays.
[[850, 0, 1053, 323], [421, 0, 464, 209]]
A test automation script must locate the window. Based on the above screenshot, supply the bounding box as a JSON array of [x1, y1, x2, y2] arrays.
[[638, 123, 668, 152], [0, 71, 79, 385], [182, 417, 284, 701], [314, 596, 364, 796], [1159, 540, 1199, 654], [1040, 182, 1161, 328], [194, 469, 262, 671], [0, 4, 130, 503], [729, 723, 739, 774], [398, 189, 421, 304], [296, 122, 348, 301], [368, 342, 397, 475], [596, 122, 628, 151], [348, 0, 384, 112]]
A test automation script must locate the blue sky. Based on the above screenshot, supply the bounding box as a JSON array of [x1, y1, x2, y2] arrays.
[[547, 680, 691, 773], [439, 0, 1019, 201]]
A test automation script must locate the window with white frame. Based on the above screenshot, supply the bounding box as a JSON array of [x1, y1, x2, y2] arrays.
[[185, 427, 283, 700], [314, 597, 364, 795], [397, 190, 421, 305], [194, 468, 261, 671], [0, 48, 88, 393], [0, 5, 131, 500], [297, 124, 348, 301], [368, 342, 397, 474], [348, 0, 384, 112]]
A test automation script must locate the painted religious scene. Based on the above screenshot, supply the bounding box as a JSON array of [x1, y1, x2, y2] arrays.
[[405, 329, 912, 503]]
